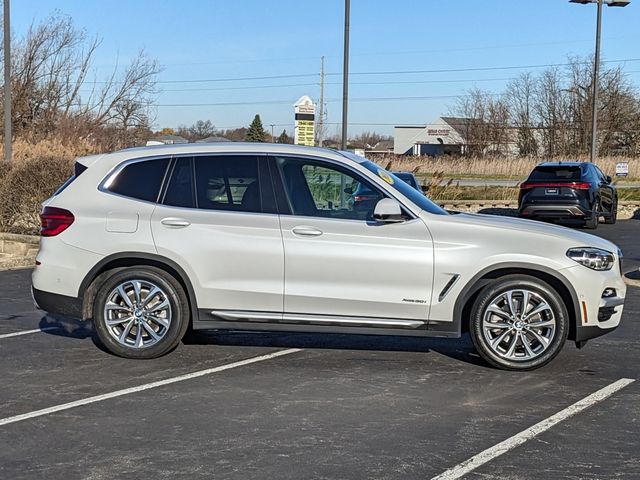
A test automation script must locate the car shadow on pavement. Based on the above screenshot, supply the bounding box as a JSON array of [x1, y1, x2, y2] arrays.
[[39, 314, 93, 339], [182, 330, 487, 367], [37, 314, 487, 368]]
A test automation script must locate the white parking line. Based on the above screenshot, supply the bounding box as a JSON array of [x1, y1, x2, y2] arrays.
[[0, 348, 301, 427], [0, 327, 59, 339], [431, 377, 635, 480]]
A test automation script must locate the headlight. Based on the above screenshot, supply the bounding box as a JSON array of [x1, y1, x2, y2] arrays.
[[567, 247, 615, 271]]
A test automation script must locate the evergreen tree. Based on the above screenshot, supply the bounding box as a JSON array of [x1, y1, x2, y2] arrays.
[[245, 114, 267, 142], [277, 129, 291, 144]]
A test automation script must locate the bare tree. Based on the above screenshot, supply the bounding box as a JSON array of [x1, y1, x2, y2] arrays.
[[452, 88, 511, 157], [1, 14, 160, 148], [506, 73, 538, 156]]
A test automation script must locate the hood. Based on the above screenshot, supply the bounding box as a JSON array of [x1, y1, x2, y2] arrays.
[[447, 213, 619, 253]]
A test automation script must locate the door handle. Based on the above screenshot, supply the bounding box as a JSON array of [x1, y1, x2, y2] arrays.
[[292, 226, 323, 237], [161, 217, 191, 228]]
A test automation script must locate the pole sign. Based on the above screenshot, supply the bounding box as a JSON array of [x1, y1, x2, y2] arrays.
[[615, 162, 629, 177], [294, 96, 316, 146]]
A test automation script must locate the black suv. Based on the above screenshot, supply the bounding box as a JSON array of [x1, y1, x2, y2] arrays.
[[518, 162, 617, 229]]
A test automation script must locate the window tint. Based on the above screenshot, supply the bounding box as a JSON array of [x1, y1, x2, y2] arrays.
[[194, 156, 261, 212], [276, 157, 384, 221], [528, 166, 581, 181], [108, 158, 170, 202], [163, 157, 195, 208]]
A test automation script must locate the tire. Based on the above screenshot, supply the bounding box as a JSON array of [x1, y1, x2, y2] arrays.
[[469, 275, 569, 371], [603, 200, 617, 225], [92, 266, 190, 359], [585, 200, 599, 229]]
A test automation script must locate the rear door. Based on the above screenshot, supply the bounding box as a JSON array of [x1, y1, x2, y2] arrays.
[[150, 154, 284, 314], [272, 155, 433, 322]]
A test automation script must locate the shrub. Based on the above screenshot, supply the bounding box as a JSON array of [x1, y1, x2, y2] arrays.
[[0, 156, 73, 234]]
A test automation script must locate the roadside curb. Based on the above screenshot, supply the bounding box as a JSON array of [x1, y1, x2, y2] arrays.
[[0, 233, 39, 271]]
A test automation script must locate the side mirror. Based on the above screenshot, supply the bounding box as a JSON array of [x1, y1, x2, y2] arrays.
[[606, 175, 612, 183], [373, 198, 405, 223], [420, 185, 429, 194], [343, 187, 353, 195]]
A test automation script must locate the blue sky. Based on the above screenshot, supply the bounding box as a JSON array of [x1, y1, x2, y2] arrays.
[[11, 0, 640, 136]]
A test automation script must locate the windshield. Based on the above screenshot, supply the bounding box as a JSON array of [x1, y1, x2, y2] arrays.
[[357, 159, 448, 215]]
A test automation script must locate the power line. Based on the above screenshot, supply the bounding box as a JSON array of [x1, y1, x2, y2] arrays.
[[156, 94, 470, 107], [84, 58, 640, 86], [325, 58, 640, 77]]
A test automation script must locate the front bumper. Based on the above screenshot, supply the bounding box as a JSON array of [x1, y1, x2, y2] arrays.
[[564, 262, 626, 343]]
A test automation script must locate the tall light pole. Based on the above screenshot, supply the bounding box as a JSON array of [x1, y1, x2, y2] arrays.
[[341, 0, 350, 150], [269, 124, 275, 142], [569, 0, 630, 163], [3, 0, 11, 164]]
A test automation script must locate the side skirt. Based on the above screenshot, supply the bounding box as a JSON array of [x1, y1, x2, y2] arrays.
[[194, 310, 460, 338]]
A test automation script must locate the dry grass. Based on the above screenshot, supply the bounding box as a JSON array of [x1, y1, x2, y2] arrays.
[[375, 155, 640, 180], [0, 138, 100, 164]]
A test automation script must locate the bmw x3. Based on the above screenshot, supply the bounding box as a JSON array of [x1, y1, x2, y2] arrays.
[[32, 144, 626, 370]]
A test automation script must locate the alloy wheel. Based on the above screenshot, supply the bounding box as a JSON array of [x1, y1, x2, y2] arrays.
[[103, 279, 172, 349], [481, 289, 556, 361]]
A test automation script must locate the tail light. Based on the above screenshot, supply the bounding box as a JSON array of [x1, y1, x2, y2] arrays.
[[520, 182, 591, 190], [40, 207, 75, 237]]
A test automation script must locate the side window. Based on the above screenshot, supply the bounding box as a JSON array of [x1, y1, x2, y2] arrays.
[[163, 157, 195, 208], [194, 155, 261, 212], [276, 157, 384, 221], [107, 158, 170, 202]]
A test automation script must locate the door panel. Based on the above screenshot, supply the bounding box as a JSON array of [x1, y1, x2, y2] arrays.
[[280, 216, 433, 320], [151, 155, 284, 313]]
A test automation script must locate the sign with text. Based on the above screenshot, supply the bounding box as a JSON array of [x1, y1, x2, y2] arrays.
[[615, 162, 629, 177], [294, 96, 316, 146]]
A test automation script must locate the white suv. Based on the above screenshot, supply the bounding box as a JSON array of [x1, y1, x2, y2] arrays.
[[32, 144, 626, 370]]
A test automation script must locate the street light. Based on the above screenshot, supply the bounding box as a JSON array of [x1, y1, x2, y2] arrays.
[[569, 0, 630, 162]]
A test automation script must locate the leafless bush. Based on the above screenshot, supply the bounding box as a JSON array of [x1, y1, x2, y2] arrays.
[[0, 156, 73, 234]]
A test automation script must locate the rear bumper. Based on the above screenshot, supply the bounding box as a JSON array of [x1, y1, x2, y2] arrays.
[[519, 204, 590, 218], [32, 287, 82, 319]]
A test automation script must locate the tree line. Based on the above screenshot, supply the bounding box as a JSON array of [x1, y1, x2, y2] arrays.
[[450, 57, 640, 157]]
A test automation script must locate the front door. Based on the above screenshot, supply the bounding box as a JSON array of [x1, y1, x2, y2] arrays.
[[272, 156, 433, 321]]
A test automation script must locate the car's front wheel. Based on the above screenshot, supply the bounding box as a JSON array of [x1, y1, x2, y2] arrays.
[[469, 275, 569, 370], [92, 266, 190, 359]]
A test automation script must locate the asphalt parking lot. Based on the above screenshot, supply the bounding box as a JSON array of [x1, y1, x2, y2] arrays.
[[0, 221, 638, 480]]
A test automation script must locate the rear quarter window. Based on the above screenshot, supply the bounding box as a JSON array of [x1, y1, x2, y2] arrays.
[[107, 158, 170, 203]]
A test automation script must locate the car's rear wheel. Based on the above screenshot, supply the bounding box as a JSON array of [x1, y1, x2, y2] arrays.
[[603, 200, 617, 224], [585, 201, 599, 229], [469, 275, 569, 371], [92, 266, 190, 359]]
